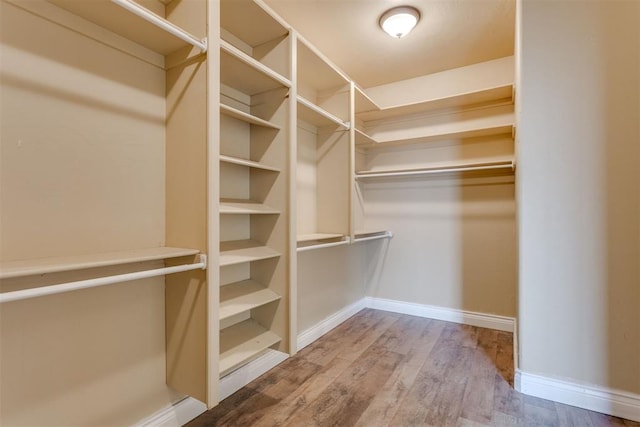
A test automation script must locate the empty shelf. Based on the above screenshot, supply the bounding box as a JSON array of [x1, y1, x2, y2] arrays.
[[219, 240, 280, 266], [355, 86, 380, 114], [297, 96, 349, 129], [219, 280, 281, 320], [221, 40, 291, 96], [0, 247, 200, 279], [220, 104, 281, 129], [357, 85, 514, 122], [355, 159, 515, 180], [220, 199, 280, 215], [355, 128, 379, 146], [219, 155, 280, 173], [297, 233, 344, 243], [219, 319, 281, 376]]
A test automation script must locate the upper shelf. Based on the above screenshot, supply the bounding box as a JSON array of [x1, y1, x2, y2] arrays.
[[44, 0, 207, 56], [357, 85, 514, 122], [296, 36, 349, 96], [297, 96, 349, 129], [221, 40, 291, 96], [0, 247, 200, 279], [219, 240, 280, 267], [355, 86, 380, 114], [219, 155, 281, 173], [221, 0, 288, 49]]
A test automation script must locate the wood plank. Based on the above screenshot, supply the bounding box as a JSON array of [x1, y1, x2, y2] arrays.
[[219, 240, 280, 266], [0, 247, 199, 279], [220, 104, 281, 129], [219, 280, 281, 320], [219, 319, 281, 376], [297, 95, 349, 129], [219, 155, 281, 172], [219, 199, 280, 215], [460, 329, 498, 424], [297, 233, 344, 242]]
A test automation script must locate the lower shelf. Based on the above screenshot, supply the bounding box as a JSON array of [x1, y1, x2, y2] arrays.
[[219, 280, 281, 321], [219, 319, 282, 377]]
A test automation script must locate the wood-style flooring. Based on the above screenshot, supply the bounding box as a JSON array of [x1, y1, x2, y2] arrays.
[[187, 309, 639, 427]]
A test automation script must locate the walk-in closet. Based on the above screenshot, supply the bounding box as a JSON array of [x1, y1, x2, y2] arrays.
[[2, 0, 639, 425]]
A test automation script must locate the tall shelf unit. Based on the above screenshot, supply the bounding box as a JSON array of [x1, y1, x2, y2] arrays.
[[218, 0, 292, 380], [295, 36, 351, 249]]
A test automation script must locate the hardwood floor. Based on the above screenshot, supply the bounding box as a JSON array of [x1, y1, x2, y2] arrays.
[[187, 309, 639, 427]]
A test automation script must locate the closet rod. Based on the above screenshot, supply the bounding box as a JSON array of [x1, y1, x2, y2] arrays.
[[111, 0, 208, 52], [0, 254, 207, 304], [297, 239, 350, 253], [353, 231, 394, 243], [355, 161, 515, 179]]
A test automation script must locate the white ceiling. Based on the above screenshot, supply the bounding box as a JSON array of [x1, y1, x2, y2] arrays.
[[263, 0, 516, 88]]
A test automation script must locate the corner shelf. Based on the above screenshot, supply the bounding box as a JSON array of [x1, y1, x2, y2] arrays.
[[357, 84, 514, 122], [219, 319, 282, 377], [219, 199, 280, 215], [220, 104, 281, 129], [297, 96, 349, 129], [219, 240, 280, 267], [0, 247, 200, 279], [219, 155, 281, 173], [355, 159, 515, 180]]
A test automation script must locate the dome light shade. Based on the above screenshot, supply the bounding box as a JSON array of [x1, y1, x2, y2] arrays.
[[379, 6, 420, 38]]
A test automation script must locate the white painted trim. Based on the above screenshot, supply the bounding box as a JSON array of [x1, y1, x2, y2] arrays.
[[296, 298, 368, 351], [364, 297, 515, 332], [218, 349, 289, 401], [516, 370, 640, 422], [133, 396, 206, 427]]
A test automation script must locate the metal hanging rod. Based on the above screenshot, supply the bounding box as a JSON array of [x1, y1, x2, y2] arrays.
[[111, 0, 208, 52], [355, 161, 515, 179], [297, 238, 350, 252], [353, 231, 394, 243], [0, 254, 207, 304]]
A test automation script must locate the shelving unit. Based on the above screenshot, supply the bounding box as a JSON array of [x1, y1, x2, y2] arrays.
[[295, 34, 351, 249], [218, 0, 292, 382]]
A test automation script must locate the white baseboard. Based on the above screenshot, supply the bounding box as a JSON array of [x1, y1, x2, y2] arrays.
[[218, 349, 289, 401], [296, 298, 368, 351], [516, 370, 640, 422], [134, 396, 206, 427], [365, 296, 515, 332]]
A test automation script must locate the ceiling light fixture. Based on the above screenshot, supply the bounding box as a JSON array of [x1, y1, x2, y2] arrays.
[[379, 6, 420, 39]]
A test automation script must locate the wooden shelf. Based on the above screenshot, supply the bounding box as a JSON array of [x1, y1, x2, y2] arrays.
[[219, 155, 280, 173], [219, 319, 281, 376], [297, 233, 344, 243], [219, 280, 281, 321], [220, 104, 281, 129], [355, 230, 390, 239], [43, 0, 205, 56], [355, 128, 379, 146], [297, 36, 349, 94], [355, 86, 380, 114], [357, 85, 514, 122], [355, 159, 515, 180], [219, 199, 280, 215], [297, 96, 349, 129], [221, 0, 288, 49], [221, 40, 291, 96], [0, 247, 200, 280], [219, 240, 280, 267]]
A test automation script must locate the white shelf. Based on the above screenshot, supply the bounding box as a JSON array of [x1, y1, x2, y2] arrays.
[[355, 86, 380, 114], [220, 104, 281, 129], [43, 0, 206, 55], [357, 84, 514, 122], [219, 280, 281, 321], [297, 233, 344, 243], [221, 40, 291, 96], [363, 124, 514, 148], [297, 96, 349, 129], [355, 230, 390, 239], [0, 247, 200, 280], [219, 155, 280, 173], [221, 0, 288, 48], [355, 128, 379, 146], [297, 36, 349, 93], [219, 199, 280, 215], [219, 318, 281, 376], [355, 159, 515, 180], [219, 240, 280, 267]]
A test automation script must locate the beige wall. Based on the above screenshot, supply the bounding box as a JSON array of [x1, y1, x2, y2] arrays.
[[518, 0, 640, 394], [0, 2, 180, 425]]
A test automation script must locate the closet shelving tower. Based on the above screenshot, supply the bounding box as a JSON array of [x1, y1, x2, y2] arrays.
[[218, 0, 293, 380]]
